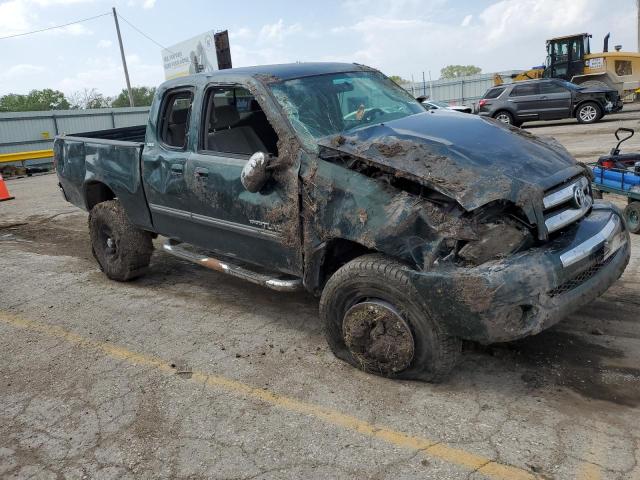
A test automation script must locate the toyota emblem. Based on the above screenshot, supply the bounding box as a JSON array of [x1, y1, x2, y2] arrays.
[[573, 185, 587, 208]]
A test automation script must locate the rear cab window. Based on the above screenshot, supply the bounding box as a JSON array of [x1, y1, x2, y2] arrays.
[[483, 87, 505, 99], [159, 90, 194, 149]]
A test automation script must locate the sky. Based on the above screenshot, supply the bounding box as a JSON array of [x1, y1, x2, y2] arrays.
[[0, 0, 637, 97]]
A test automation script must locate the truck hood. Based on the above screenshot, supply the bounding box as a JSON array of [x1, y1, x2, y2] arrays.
[[317, 110, 584, 211]]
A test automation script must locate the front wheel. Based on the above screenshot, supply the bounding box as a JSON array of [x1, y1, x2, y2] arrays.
[[319, 254, 461, 382], [576, 102, 602, 124], [89, 200, 154, 281], [624, 202, 640, 234]]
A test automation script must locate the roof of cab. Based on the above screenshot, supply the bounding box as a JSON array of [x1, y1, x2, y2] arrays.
[[160, 62, 373, 88]]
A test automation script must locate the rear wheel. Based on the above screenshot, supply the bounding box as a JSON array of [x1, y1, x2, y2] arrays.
[[493, 110, 515, 125], [320, 254, 461, 382], [576, 102, 602, 124], [624, 201, 640, 234], [89, 200, 153, 281]]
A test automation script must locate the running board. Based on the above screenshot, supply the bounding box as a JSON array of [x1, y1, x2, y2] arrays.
[[162, 241, 303, 292]]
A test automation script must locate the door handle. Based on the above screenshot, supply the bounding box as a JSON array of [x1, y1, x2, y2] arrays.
[[194, 167, 209, 178], [170, 164, 183, 176], [540, 96, 548, 99]]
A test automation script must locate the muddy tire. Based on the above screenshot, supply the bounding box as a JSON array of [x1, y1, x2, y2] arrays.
[[624, 201, 640, 234], [576, 102, 602, 124], [89, 200, 153, 281], [320, 254, 461, 382]]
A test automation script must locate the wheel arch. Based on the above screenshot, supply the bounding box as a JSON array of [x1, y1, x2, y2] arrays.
[[572, 99, 603, 118], [303, 238, 374, 295], [84, 181, 116, 211]]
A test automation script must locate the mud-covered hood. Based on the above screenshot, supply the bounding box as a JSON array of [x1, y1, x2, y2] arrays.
[[317, 110, 584, 211]]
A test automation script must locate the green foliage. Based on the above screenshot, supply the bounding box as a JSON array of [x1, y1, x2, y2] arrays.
[[0, 89, 70, 112], [111, 86, 156, 107], [389, 75, 410, 86], [439, 65, 482, 79]]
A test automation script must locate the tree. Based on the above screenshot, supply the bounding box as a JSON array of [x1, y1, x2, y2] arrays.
[[68, 88, 111, 109], [389, 75, 410, 86], [111, 86, 156, 108], [0, 89, 70, 112], [439, 65, 482, 79]]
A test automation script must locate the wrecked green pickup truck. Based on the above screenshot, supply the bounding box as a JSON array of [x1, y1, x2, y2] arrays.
[[55, 63, 630, 381]]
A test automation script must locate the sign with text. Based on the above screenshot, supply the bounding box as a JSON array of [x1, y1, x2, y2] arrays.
[[162, 31, 219, 80]]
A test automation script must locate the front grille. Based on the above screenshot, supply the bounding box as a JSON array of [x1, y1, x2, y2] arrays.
[[547, 250, 615, 297], [543, 176, 592, 235]]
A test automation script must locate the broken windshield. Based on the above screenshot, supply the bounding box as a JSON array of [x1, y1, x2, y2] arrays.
[[269, 71, 424, 146]]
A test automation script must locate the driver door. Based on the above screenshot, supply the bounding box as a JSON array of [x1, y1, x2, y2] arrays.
[[184, 84, 302, 275]]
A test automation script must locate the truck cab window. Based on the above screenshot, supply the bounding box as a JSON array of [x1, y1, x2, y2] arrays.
[[160, 91, 193, 149], [203, 86, 279, 156]]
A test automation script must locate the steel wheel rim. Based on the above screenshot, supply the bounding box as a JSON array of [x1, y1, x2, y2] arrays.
[[627, 209, 639, 230], [496, 113, 511, 124], [342, 300, 415, 374], [580, 105, 597, 122]]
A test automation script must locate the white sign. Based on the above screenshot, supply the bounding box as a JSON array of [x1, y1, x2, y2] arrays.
[[162, 31, 218, 80], [586, 57, 604, 70]]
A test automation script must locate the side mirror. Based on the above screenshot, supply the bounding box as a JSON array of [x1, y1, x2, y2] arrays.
[[241, 151, 271, 193]]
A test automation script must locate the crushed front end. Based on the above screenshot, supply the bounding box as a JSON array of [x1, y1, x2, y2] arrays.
[[409, 199, 629, 344]]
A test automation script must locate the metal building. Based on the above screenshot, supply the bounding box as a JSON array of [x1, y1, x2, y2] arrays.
[[406, 70, 521, 107], [0, 107, 150, 155]]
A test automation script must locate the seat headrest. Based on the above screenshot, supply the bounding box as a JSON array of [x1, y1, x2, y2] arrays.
[[170, 107, 189, 124], [214, 105, 240, 129]]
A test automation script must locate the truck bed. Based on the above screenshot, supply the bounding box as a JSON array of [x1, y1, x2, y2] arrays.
[[54, 125, 153, 230], [69, 125, 147, 143]]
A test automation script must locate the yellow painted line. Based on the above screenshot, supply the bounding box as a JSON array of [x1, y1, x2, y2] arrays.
[[0, 149, 53, 164], [578, 462, 601, 480], [0, 311, 538, 480]]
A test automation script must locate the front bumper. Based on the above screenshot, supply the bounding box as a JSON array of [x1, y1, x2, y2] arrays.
[[409, 202, 630, 343]]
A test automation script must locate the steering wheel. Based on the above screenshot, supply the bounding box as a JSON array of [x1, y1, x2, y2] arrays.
[[363, 108, 384, 122]]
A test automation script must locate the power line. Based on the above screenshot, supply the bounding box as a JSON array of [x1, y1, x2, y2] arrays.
[[116, 13, 171, 52], [0, 12, 111, 41]]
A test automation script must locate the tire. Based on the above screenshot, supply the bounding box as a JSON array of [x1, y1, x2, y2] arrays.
[[624, 201, 640, 234], [89, 200, 153, 281], [319, 254, 461, 382], [576, 102, 602, 124], [493, 110, 515, 125]]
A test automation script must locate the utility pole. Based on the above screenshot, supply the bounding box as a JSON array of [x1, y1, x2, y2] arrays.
[[112, 7, 134, 107], [637, 0, 640, 52]]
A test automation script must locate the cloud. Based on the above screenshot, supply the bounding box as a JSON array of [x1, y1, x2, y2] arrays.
[[97, 39, 113, 48], [57, 55, 164, 95], [0, 0, 34, 37], [0, 64, 46, 80], [126, 0, 156, 9], [258, 19, 302, 44], [0, 0, 96, 38], [326, 0, 633, 80]]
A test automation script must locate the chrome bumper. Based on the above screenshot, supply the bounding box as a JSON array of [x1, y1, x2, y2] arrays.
[[559, 212, 627, 267]]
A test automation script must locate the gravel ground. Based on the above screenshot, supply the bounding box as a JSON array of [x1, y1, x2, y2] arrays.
[[1, 106, 639, 480]]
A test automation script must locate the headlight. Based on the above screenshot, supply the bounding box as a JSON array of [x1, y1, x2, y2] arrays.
[[458, 220, 532, 265]]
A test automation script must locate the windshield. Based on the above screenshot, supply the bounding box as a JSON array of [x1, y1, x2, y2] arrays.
[[269, 71, 424, 144], [430, 101, 449, 108]]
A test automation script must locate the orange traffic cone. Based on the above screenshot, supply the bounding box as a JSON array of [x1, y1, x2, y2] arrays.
[[0, 174, 14, 202]]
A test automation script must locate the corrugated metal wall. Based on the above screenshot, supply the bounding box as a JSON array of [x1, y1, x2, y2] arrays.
[[406, 70, 521, 107], [0, 107, 150, 154]]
